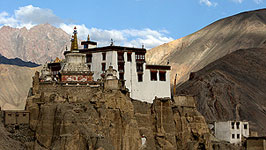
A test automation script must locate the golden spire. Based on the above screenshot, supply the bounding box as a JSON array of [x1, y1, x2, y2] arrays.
[[87, 34, 90, 41], [72, 26, 78, 50], [70, 35, 74, 50]]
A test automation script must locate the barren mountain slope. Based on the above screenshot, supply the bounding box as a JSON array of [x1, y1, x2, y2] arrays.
[[0, 24, 70, 64], [0, 64, 40, 110], [176, 48, 266, 136], [147, 9, 266, 84]]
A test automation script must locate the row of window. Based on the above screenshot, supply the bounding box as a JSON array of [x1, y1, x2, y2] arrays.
[[231, 122, 248, 130], [232, 134, 240, 139], [7, 113, 27, 117], [86, 52, 145, 63]]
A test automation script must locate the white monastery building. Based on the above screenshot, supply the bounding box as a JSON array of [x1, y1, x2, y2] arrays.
[[56, 27, 171, 103], [214, 121, 249, 144]]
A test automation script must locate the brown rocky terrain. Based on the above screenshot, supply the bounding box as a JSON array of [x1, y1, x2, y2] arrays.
[[0, 24, 70, 64], [20, 79, 238, 150], [176, 48, 266, 136], [146, 9, 266, 85], [0, 64, 40, 110]]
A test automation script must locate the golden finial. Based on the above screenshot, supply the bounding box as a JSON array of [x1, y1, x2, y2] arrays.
[[87, 34, 90, 41], [72, 26, 78, 50]]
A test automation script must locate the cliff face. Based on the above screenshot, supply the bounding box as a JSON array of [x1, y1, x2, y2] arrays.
[[176, 48, 266, 136], [147, 9, 266, 84], [24, 80, 212, 150]]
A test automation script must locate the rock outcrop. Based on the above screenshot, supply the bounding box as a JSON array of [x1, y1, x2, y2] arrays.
[[23, 81, 213, 150], [176, 48, 266, 136]]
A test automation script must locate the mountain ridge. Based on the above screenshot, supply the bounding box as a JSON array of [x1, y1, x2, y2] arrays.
[[147, 8, 266, 85]]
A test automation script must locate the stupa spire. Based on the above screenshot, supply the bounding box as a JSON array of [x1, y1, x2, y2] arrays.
[[71, 26, 78, 50]]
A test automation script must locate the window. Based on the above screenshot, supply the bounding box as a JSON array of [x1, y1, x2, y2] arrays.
[[231, 122, 235, 129], [236, 122, 240, 129], [23, 113, 26, 117], [102, 53, 106, 61], [237, 134, 240, 139], [159, 71, 166, 81], [119, 73, 124, 80], [244, 124, 247, 129], [8, 113, 11, 116], [138, 74, 143, 82], [118, 63, 124, 72], [16, 114, 19, 117], [150, 71, 157, 81], [84, 44, 88, 49], [232, 134, 235, 139], [136, 63, 143, 72], [135, 53, 145, 61], [127, 53, 132, 62], [118, 52, 124, 61], [86, 54, 92, 63], [102, 63, 106, 71]]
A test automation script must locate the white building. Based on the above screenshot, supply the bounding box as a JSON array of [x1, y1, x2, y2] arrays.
[[214, 121, 249, 144], [62, 29, 171, 103]]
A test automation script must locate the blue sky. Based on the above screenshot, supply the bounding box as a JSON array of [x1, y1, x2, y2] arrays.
[[0, 0, 265, 48]]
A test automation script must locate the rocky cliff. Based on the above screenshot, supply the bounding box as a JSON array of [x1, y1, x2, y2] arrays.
[[176, 48, 266, 136], [147, 9, 266, 84], [22, 80, 214, 150]]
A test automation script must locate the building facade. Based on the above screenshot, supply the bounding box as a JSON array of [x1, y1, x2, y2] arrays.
[[214, 121, 249, 144], [42, 27, 171, 103]]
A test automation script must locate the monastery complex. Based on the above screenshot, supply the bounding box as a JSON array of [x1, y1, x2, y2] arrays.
[[40, 27, 171, 103]]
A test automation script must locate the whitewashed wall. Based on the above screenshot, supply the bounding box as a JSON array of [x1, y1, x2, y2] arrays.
[[89, 50, 171, 103]]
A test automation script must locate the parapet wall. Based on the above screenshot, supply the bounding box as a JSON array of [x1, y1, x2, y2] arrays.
[[35, 82, 102, 103]]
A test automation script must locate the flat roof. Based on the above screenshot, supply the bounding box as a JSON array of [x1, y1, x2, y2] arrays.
[[64, 45, 146, 55]]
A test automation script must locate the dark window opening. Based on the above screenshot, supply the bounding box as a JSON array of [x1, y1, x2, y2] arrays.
[[237, 134, 240, 139], [118, 63, 124, 72], [119, 73, 124, 80], [118, 52, 124, 61], [102, 63, 106, 71], [23, 113, 26, 117], [232, 134, 235, 139], [86, 54, 92, 63], [231, 122, 235, 129], [150, 71, 157, 81], [136, 63, 143, 72], [159, 71, 166, 81], [138, 74, 143, 82], [236, 122, 240, 129], [8, 114, 12, 116], [84, 44, 88, 49], [244, 124, 247, 129], [102, 53, 106, 61], [15, 125, 19, 130], [135, 53, 145, 61], [127, 53, 132, 62], [16, 114, 19, 117]]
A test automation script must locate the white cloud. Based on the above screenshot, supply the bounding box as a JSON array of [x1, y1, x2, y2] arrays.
[[59, 23, 174, 49], [254, 0, 263, 4], [0, 5, 174, 49], [0, 5, 62, 29], [200, 0, 218, 7], [15, 5, 62, 25]]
